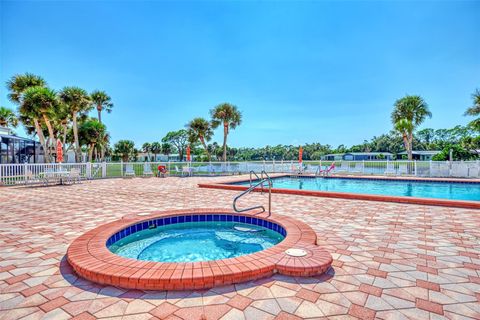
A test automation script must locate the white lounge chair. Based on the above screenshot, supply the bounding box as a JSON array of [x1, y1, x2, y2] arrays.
[[384, 162, 396, 175], [42, 168, 59, 186], [182, 166, 193, 177], [143, 163, 154, 177], [124, 164, 135, 178], [336, 162, 349, 173], [397, 164, 408, 175], [351, 163, 364, 174], [174, 165, 192, 177], [24, 169, 40, 186], [68, 168, 82, 184]]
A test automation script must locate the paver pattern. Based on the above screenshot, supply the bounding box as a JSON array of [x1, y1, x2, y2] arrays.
[[0, 176, 479, 320]]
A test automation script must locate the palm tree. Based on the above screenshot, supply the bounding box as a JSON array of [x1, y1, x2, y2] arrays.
[[54, 102, 71, 146], [96, 132, 111, 161], [0, 106, 18, 128], [22, 87, 59, 148], [391, 95, 431, 160], [90, 90, 113, 123], [21, 87, 60, 162], [210, 103, 242, 162], [79, 118, 107, 162], [6, 73, 46, 104], [151, 142, 161, 161], [59, 87, 92, 162], [394, 119, 414, 158], [113, 140, 136, 162], [6, 73, 49, 160], [464, 89, 480, 132], [465, 89, 480, 117], [142, 142, 152, 161], [186, 117, 214, 160]]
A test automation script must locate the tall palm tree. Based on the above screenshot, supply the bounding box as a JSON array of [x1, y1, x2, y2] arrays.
[[90, 90, 113, 123], [186, 117, 214, 160], [210, 103, 242, 162], [6, 73, 48, 159], [19, 90, 49, 162], [22, 87, 59, 149], [6, 73, 46, 104], [394, 119, 414, 159], [59, 87, 92, 162], [391, 95, 431, 160], [0, 106, 18, 128], [142, 142, 152, 161]]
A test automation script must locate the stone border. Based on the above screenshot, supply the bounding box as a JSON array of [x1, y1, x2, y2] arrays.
[[67, 208, 332, 290], [198, 175, 480, 209]]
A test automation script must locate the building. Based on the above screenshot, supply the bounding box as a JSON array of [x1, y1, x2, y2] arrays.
[[0, 126, 43, 164], [137, 153, 196, 162], [322, 152, 393, 161], [397, 150, 440, 161], [137, 153, 170, 162]]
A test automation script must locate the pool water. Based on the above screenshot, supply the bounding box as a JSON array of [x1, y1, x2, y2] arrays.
[[109, 222, 284, 262], [235, 177, 480, 201]]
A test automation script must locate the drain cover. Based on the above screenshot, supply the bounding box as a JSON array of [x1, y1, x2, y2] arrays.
[[285, 248, 308, 257]]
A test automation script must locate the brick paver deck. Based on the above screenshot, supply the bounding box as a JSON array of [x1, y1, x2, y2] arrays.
[[0, 176, 479, 319]]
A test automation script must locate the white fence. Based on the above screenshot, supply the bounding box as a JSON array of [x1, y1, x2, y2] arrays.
[[0, 160, 479, 186]]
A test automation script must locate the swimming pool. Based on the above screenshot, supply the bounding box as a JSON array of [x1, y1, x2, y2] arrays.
[[233, 176, 480, 202], [109, 221, 284, 262]]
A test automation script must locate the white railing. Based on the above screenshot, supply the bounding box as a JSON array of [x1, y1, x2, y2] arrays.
[[0, 160, 479, 186]]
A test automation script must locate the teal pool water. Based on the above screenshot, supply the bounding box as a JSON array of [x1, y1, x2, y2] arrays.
[[109, 222, 284, 262], [234, 177, 480, 201]]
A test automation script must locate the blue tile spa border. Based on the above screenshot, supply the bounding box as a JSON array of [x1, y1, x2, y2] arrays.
[[106, 214, 287, 247]]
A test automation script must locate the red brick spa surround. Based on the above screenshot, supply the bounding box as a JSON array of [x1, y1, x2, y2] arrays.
[[67, 208, 332, 290]]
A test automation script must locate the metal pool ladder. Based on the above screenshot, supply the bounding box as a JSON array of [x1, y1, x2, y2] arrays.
[[233, 170, 272, 216]]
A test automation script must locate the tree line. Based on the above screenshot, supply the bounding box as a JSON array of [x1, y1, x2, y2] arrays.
[[1, 72, 478, 162], [1, 73, 113, 163], [135, 92, 479, 162]]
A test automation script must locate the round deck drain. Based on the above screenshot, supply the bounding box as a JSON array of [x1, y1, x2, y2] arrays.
[[285, 248, 308, 257]]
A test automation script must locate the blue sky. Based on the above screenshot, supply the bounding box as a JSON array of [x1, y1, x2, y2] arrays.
[[1, 0, 479, 148]]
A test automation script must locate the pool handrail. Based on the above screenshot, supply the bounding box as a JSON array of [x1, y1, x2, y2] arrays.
[[249, 170, 261, 187], [234, 170, 272, 216]]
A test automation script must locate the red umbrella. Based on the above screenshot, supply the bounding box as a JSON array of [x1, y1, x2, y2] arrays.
[[56, 140, 64, 163], [186, 145, 191, 162], [298, 146, 303, 163]]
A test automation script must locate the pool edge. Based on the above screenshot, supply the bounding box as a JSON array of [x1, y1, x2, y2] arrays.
[[198, 175, 480, 209]]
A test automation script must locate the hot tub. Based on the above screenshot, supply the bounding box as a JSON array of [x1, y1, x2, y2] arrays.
[[67, 209, 332, 290]]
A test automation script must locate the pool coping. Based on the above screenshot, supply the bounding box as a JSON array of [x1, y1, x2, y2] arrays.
[[198, 175, 480, 209], [67, 208, 333, 290]]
